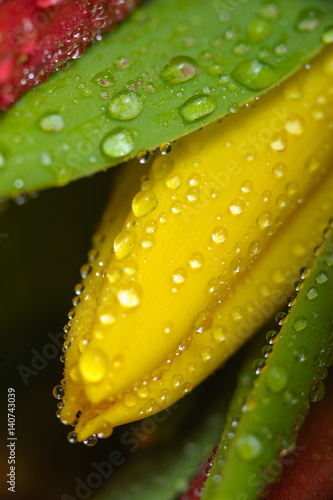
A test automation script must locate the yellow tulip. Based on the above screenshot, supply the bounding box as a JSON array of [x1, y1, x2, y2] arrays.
[[57, 46, 333, 443]]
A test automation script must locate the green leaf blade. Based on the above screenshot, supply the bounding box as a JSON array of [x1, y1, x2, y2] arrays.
[[202, 223, 333, 500], [1, 0, 333, 197]]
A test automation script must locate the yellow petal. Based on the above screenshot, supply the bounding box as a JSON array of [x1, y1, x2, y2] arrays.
[[59, 47, 333, 441]]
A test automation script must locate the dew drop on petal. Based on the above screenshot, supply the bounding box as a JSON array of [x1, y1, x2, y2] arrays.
[[79, 349, 107, 383], [132, 191, 158, 218]]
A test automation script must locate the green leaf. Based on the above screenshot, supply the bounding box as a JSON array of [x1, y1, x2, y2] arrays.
[[202, 221, 333, 500], [1, 0, 333, 198]]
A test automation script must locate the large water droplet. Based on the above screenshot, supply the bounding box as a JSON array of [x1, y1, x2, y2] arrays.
[[229, 199, 245, 215], [211, 226, 228, 244], [232, 59, 279, 90], [117, 281, 142, 308], [132, 190, 158, 218], [114, 230, 137, 260], [94, 70, 115, 87], [293, 317, 307, 332], [79, 349, 107, 383], [236, 433, 263, 461], [189, 252, 204, 269], [172, 268, 187, 284], [108, 90, 143, 121], [266, 365, 288, 392], [296, 8, 322, 32], [101, 128, 134, 158], [180, 94, 216, 122], [258, 2, 280, 21], [247, 19, 270, 42], [195, 311, 213, 333], [161, 56, 198, 85], [40, 114, 65, 133]]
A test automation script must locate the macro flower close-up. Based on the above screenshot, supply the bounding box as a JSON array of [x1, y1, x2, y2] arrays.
[[1, 1, 333, 499]]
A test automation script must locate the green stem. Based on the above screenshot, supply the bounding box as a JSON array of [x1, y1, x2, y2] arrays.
[[202, 221, 333, 500]]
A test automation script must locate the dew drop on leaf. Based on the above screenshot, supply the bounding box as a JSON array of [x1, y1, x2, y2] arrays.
[[179, 94, 216, 122], [232, 59, 279, 90], [161, 56, 199, 85], [101, 127, 134, 158], [108, 90, 143, 120], [39, 114, 65, 133], [296, 8, 323, 32]]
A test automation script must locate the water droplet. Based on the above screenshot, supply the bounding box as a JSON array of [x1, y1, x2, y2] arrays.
[[195, 311, 213, 333], [296, 8, 322, 32], [84, 435, 98, 447], [325, 254, 333, 267], [172, 374, 184, 388], [188, 173, 201, 186], [101, 128, 134, 158], [171, 200, 182, 214], [141, 234, 155, 249], [310, 380, 325, 402], [212, 226, 228, 244], [137, 384, 150, 399], [273, 162, 287, 178], [212, 325, 227, 343], [161, 56, 198, 85], [249, 239, 263, 255], [266, 365, 288, 392], [108, 90, 142, 121], [125, 393, 138, 407], [258, 2, 280, 20], [306, 287, 318, 300], [315, 272, 328, 284], [247, 19, 270, 42], [180, 94, 216, 122], [166, 172, 182, 189], [186, 187, 200, 202], [117, 281, 142, 308], [132, 190, 158, 218], [189, 252, 204, 269], [229, 199, 245, 215], [241, 180, 253, 193], [137, 150, 151, 164], [257, 210, 274, 229], [266, 330, 278, 344], [285, 115, 304, 136], [40, 114, 65, 133], [270, 133, 287, 151], [274, 42, 289, 55], [201, 346, 214, 361], [293, 317, 307, 332], [295, 346, 309, 362], [53, 385, 65, 400], [276, 311, 288, 326], [114, 55, 129, 70], [322, 26, 333, 44], [67, 431, 78, 444], [79, 349, 107, 383], [236, 433, 263, 461], [160, 142, 172, 155], [232, 59, 278, 90], [233, 42, 251, 56], [94, 70, 115, 87], [172, 268, 187, 284], [114, 230, 136, 260]]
